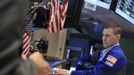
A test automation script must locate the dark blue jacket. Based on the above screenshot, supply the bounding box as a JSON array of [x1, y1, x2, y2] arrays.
[[71, 45, 127, 75]]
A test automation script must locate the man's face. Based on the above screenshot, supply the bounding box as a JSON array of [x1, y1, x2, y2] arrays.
[[102, 28, 120, 48]]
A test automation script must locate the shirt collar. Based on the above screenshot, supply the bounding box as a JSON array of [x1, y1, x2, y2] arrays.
[[110, 43, 120, 49], [103, 43, 120, 53]]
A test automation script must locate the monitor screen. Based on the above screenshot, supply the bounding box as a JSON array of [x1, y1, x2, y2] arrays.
[[96, 0, 112, 9], [84, 0, 112, 9], [115, 0, 134, 24]]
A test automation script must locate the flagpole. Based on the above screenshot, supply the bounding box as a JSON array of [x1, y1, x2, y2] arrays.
[[26, 0, 50, 18]]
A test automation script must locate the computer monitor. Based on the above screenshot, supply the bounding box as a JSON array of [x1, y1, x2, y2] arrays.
[[115, 0, 134, 24], [84, 0, 112, 9], [96, 0, 112, 9]]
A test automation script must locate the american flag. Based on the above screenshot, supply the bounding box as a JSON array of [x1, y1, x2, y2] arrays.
[[106, 55, 117, 64], [22, 21, 32, 56], [48, 0, 68, 33]]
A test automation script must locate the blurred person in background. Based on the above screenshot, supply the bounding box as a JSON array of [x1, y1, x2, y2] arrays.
[[0, 0, 51, 75]]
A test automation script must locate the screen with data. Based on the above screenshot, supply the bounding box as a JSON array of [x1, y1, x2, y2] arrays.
[[115, 0, 134, 24]]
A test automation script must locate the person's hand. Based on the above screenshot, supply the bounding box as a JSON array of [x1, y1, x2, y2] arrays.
[[29, 52, 52, 75], [55, 68, 69, 75]]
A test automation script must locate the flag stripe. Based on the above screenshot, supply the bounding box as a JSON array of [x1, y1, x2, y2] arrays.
[[23, 43, 30, 54], [23, 35, 29, 43], [48, 0, 68, 33], [22, 19, 32, 56], [23, 37, 30, 48], [22, 32, 31, 56], [60, 0, 68, 29], [24, 49, 29, 56], [23, 36, 31, 49]]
